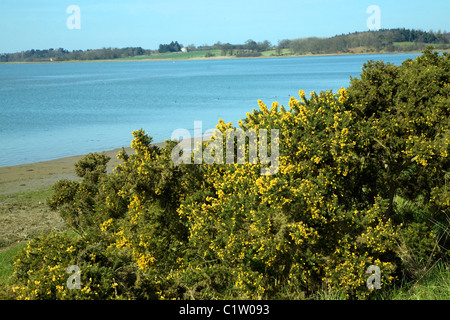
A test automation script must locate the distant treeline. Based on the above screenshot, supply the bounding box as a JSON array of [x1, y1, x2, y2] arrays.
[[158, 41, 182, 53], [212, 39, 272, 57], [285, 28, 450, 55], [157, 39, 271, 56], [187, 29, 449, 57], [2, 28, 449, 62], [0, 47, 149, 62]]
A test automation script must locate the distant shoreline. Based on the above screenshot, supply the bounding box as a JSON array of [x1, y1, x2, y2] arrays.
[[0, 145, 133, 195], [0, 49, 430, 65]]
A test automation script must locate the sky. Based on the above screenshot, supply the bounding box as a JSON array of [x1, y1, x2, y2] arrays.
[[0, 0, 449, 53]]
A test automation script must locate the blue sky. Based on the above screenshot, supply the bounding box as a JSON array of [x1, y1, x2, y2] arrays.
[[0, 0, 449, 53]]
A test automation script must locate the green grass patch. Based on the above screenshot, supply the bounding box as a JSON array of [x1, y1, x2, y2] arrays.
[[0, 242, 27, 299], [120, 49, 224, 61], [119, 49, 297, 60], [0, 242, 27, 284], [390, 262, 450, 300], [365, 261, 450, 300], [0, 187, 53, 203], [309, 261, 450, 300], [393, 41, 416, 47], [393, 42, 450, 50]]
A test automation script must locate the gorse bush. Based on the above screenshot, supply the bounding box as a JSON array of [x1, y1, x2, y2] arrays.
[[9, 48, 449, 300]]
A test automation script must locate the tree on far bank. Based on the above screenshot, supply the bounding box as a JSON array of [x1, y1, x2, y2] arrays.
[[158, 41, 182, 53]]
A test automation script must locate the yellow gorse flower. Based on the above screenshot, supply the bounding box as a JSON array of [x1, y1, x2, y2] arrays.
[[338, 87, 348, 104]]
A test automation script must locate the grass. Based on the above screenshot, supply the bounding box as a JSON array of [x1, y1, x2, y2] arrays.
[[0, 242, 27, 284], [118, 48, 296, 61], [393, 41, 416, 47], [119, 49, 224, 61], [0, 187, 53, 204], [393, 42, 450, 50], [308, 261, 449, 300], [386, 262, 450, 300], [0, 187, 65, 250], [0, 241, 27, 299]]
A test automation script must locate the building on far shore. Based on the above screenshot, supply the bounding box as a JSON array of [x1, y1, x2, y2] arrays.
[[181, 47, 188, 53]]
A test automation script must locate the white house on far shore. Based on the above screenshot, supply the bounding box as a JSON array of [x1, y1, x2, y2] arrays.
[[181, 47, 188, 53]]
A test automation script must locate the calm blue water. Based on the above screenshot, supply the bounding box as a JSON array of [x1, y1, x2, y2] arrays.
[[0, 53, 420, 167]]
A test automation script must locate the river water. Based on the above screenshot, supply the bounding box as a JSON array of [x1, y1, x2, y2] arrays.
[[0, 53, 420, 167]]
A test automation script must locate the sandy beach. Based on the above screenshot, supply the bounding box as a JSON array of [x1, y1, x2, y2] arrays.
[[0, 141, 172, 249], [0, 146, 133, 195], [0, 140, 175, 195]]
